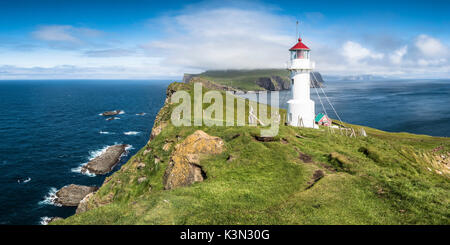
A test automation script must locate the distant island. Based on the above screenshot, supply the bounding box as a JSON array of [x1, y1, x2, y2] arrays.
[[183, 69, 325, 92]]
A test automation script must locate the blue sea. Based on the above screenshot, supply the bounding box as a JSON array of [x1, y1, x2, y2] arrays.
[[0, 80, 170, 225], [240, 79, 450, 137], [0, 78, 449, 225]]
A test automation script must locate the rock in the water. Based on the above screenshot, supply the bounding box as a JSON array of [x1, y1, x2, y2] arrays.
[[55, 184, 98, 207], [75, 192, 94, 214], [163, 130, 224, 190], [106, 117, 120, 121], [82, 144, 128, 174], [101, 110, 123, 116]]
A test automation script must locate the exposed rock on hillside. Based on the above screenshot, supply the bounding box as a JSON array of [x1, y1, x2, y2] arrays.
[[55, 184, 98, 207], [81, 144, 128, 174], [76, 192, 94, 214], [163, 130, 224, 190], [255, 76, 290, 91]]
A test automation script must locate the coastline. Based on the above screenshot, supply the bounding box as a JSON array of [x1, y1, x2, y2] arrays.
[[50, 81, 450, 225]]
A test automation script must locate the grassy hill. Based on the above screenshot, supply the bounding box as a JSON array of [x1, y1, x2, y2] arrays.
[[184, 69, 291, 91], [54, 82, 449, 225]]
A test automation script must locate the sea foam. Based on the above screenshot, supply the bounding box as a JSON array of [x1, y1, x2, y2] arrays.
[[38, 187, 61, 207], [99, 131, 114, 135], [39, 216, 52, 225], [124, 131, 140, 136], [18, 177, 31, 184]]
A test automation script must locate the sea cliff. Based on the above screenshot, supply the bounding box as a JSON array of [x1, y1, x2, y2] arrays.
[[52, 82, 450, 225]]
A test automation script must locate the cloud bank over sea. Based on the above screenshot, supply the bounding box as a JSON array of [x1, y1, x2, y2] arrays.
[[0, 0, 448, 79]]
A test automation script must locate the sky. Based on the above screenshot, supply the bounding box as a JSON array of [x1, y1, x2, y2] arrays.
[[0, 0, 449, 79]]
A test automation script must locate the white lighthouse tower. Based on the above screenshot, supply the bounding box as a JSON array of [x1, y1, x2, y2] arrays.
[[287, 37, 317, 128]]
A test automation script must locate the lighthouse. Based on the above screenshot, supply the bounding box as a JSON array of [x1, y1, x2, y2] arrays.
[[287, 37, 317, 128]]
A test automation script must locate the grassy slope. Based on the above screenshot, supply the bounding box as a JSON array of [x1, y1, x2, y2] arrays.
[[195, 69, 290, 91], [55, 82, 450, 225]]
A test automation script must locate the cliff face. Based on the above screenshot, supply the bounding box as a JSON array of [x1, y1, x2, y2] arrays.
[[255, 76, 290, 91], [54, 82, 450, 225]]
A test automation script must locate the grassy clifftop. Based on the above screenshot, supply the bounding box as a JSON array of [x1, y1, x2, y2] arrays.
[[54, 82, 449, 225], [184, 69, 291, 91]]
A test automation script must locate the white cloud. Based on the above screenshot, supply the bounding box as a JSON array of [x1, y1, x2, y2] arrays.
[[389, 45, 408, 64], [415, 34, 448, 58], [143, 7, 294, 70], [341, 41, 384, 63], [2, 2, 449, 79], [32, 25, 103, 48], [33, 25, 79, 42]]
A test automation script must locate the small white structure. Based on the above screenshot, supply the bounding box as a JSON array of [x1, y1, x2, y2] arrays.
[[287, 37, 317, 128]]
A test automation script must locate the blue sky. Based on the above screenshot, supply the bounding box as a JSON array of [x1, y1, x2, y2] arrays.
[[0, 0, 449, 79]]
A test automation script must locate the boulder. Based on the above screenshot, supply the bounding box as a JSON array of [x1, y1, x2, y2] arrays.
[[55, 184, 98, 207], [163, 130, 224, 190], [101, 110, 122, 116], [82, 144, 128, 174]]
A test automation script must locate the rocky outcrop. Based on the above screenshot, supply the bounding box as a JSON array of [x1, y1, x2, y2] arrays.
[[75, 192, 94, 214], [101, 110, 123, 116], [163, 130, 224, 190], [55, 184, 98, 207], [81, 144, 128, 174]]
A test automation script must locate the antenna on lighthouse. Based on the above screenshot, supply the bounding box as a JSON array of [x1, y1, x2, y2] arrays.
[[296, 20, 299, 39]]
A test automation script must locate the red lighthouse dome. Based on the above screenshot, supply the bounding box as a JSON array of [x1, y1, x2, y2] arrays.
[[289, 37, 310, 51]]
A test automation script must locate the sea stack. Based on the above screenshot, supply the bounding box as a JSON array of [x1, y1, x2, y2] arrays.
[[54, 184, 98, 207]]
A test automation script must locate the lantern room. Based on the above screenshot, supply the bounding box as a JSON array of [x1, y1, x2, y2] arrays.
[[289, 37, 311, 61]]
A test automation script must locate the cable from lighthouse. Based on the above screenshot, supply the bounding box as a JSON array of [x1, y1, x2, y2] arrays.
[[311, 71, 344, 124], [312, 77, 328, 116]]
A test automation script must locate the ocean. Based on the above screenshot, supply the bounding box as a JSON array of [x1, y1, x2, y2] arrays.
[[0, 80, 170, 225], [240, 79, 450, 137], [0, 78, 449, 225]]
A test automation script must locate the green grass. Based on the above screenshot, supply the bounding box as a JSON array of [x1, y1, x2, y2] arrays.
[[193, 69, 291, 91], [54, 82, 450, 225]]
